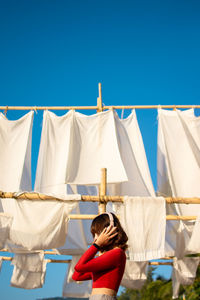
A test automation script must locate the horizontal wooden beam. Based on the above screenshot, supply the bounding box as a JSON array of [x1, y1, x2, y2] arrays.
[[0, 105, 199, 111], [1, 191, 200, 205]]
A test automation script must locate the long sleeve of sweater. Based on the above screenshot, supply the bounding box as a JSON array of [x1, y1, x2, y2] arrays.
[[74, 245, 123, 273], [72, 270, 92, 281]]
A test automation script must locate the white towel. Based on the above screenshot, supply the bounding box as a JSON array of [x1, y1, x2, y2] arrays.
[[11, 252, 47, 289], [0, 213, 13, 249], [121, 260, 148, 290], [115, 196, 166, 261], [63, 255, 92, 298], [172, 257, 200, 299]]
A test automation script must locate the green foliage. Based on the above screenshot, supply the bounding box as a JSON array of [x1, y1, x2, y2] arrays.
[[118, 266, 200, 300]]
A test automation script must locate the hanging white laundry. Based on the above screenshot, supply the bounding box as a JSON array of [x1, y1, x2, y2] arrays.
[[157, 108, 200, 257], [157, 108, 200, 206], [0, 213, 13, 249], [121, 260, 148, 290], [11, 252, 47, 289], [172, 257, 200, 298], [114, 196, 166, 261], [1, 194, 79, 251], [186, 215, 200, 253], [108, 110, 155, 197], [0, 111, 33, 192], [63, 255, 92, 298], [35, 110, 128, 191]]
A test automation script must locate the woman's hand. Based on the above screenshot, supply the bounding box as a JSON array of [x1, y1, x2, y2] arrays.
[[95, 225, 118, 247]]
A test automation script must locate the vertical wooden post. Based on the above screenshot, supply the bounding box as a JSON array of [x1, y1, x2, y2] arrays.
[[97, 83, 103, 112], [98, 168, 107, 214]]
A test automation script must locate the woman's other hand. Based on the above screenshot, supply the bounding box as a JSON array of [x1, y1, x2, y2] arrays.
[[95, 225, 118, 247]]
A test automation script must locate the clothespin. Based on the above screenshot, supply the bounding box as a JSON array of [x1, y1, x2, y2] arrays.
[[173, 105, 177, 111]]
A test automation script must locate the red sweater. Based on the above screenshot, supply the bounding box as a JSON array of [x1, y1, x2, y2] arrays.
[[72, 245, 126, 292]]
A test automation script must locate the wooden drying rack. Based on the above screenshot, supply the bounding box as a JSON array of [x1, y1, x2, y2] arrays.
[[0, 83, 200, 266]]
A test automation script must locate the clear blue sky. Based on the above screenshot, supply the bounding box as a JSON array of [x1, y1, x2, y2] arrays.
[[0, 0, 200, 299]]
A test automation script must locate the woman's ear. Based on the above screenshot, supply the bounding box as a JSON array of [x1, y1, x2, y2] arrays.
[[94, 233, 99, 240]]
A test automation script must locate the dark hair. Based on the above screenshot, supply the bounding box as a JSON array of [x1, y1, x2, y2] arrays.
[[90, 213, 128, 252]]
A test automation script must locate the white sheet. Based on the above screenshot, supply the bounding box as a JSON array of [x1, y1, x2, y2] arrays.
[[114, 196, 166, 261], [35, 110, 128, 191], [0, 111, 33, 192], [109, 110, 155, 196], [0, 112, 35, 251], [157, 108, 200, 256], [11, 252, 47, 289], [2, 197, 78, 251]]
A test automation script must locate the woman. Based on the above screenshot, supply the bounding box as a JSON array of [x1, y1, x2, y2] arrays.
[[72, 212, 128, 300]]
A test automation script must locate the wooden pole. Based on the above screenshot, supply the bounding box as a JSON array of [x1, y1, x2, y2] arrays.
[[166, 197, 200, 204], [98, 168, 107, 214], [2, 191, 200, 205], [149, 262, 172, 266], [0, 105, 199, 111], [0, 106, 98, 111], [97, 83, 103, 112], [69, 214, 97, 219], [68, 214, 197, 220], [166, 215, 197, 221]]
